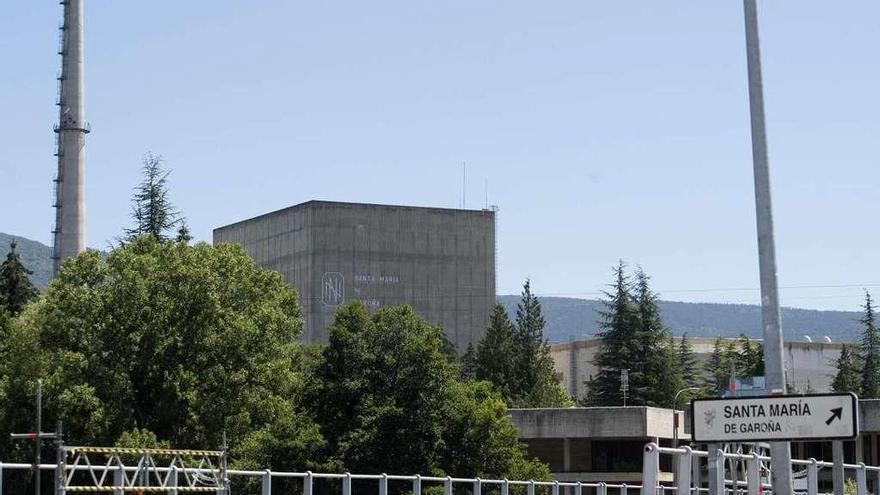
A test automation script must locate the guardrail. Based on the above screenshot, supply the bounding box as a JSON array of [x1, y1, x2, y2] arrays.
[[2, 444, 874, 495], [641, 443, 880, 495], [0, 462, 642, 495]]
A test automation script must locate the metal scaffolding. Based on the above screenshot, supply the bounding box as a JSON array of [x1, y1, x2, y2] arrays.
[[60, 446, 228, 494]]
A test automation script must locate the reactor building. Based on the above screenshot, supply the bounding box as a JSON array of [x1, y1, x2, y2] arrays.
[[213, 200, 496, 349]]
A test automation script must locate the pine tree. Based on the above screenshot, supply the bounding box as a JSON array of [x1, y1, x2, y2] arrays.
[[508, 280, 570, 407], [736, 334, 764, 378], [860, 292, 880, 399], [176, 221, 192, 244], [703, 337, 734, 396], [475, 304, 517, 399], [633, 267, 682, 407], [124, 153, 182, 241], [591, 261, 640, 405], [655, 334, 686, 408], [0, 240, 39, 316], [832, 344, 861, 394], [514, 279, 545, 391], [678, 333, 699, 389], [460, 343, 477, 380]]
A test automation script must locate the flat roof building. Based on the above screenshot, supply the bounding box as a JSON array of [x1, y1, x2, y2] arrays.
[[549, 337, 843, 399], [213, 200, 495, 349], [510, 407, 686, 486]]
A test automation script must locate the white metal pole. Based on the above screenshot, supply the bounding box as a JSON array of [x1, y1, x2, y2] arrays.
[[262, 470, 272, 495], [707, 445, 721, 495], [676, 447, 692, 495], [742, 1, 793, 493], [746, 453, 760, 495], [833, 441, 845, 495], [807, 459, 819, 495], [35, 380, 41, 495], [856, 464, 867, 495]]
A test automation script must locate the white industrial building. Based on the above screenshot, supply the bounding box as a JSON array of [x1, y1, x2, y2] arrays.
[[548, 336, 843, 398]]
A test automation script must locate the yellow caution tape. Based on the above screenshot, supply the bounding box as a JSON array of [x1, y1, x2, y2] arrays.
[[65, 487, 219, 492], [66, 447, 223, 457]]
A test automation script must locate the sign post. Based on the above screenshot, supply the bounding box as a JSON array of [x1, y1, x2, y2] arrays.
[[691, 393, 859, 443], [833, 440, 845, 495]]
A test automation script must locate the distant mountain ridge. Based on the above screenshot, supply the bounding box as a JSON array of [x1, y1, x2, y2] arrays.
[[498, 295, 862, 344], [0, 232, 53, 289], [2, 232, 863, 342]]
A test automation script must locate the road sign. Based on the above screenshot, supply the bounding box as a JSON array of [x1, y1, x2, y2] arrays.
[[691, 393, 859, 443]]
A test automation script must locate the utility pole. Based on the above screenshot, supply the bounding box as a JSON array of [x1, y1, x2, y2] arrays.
[[742, 1, 793, 493]]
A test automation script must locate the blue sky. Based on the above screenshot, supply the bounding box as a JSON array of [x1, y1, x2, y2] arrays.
[[2, 2, 878, 311]]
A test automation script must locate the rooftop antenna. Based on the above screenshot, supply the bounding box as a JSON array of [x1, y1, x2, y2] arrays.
[[461, 161, 466, 209], [484, 178, 488, 210], [52, 0, 89, 275]]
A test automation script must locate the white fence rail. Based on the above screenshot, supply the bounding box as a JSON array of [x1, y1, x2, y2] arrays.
[[641, 443, 879, 495], [2, 442, 877, 495], [0, 462, 642, 495]]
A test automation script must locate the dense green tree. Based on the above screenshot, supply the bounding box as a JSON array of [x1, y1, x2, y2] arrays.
[[309, 301, 550, 479], [832, 344, 861, 394], [590, 261, 640, 405], [678, 333, 700, 389], [460, 343, 477, 380], [11, 236, 323, 472], [115, 428, 171, 449], [633, 268, 682, 407], [438, 380, 552, 480], [0, 308, 42, 467], [513, 348, 572, 408], [0, 240, 39, 315], [124, 154, 183, 241], [860, 292, 880, 399], [475, 304, 517, 399], [0, 309, 43, 493], [700, 335, 768, 396], [513, 279, 544, 390], [736, 334, 764, 378], [176, 221, 193, 244], [510, 281, 571, 407], [702, 337, 738, 396]]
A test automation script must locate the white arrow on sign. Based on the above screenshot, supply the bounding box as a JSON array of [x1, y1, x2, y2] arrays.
[[691, 393, 859, 443]]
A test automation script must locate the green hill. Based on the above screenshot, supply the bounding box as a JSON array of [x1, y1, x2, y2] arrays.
[[0, 232, 53, 289], [498, 295, 862, 343]]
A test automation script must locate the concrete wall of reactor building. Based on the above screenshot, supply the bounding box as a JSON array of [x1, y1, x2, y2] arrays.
[[213, 201, 495, 349]]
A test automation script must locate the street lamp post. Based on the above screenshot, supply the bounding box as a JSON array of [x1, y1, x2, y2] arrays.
[[673, 387, 700, 448]]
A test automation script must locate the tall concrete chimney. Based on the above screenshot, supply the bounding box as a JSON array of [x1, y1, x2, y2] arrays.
[[52, 0, 88, 275]]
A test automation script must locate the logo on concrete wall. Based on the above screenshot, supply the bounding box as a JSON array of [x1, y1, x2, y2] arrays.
[[322, 272, 345, 306]]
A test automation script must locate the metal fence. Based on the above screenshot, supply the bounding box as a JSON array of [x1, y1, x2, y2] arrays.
[[4, 442, 879, 495], [0, 461, 644, 495], [641, 442, 880, 495]]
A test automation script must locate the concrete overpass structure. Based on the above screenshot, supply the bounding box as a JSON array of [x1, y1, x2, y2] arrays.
[[510, 407, 687, 485]]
